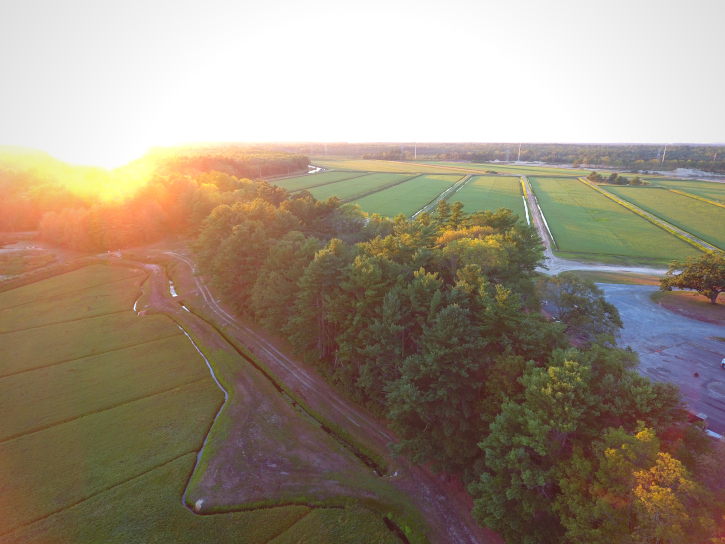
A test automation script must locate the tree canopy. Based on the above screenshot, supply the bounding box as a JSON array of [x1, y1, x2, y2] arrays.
[[661, 252, 725, 304]]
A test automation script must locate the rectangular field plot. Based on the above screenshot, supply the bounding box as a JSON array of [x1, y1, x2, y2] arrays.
[[0, 275, 144, 333], [309, 173, 411, 201], [0, 312, 182, 378], [448, 175, 526, 218], [529, 177, 699, 261], [271, 171, 366, 192], [645, 178, 725, 203], [0, 335, 211, 441], [606, 186, 725, 250], [353, 174, 463, 217], [0, 264, 145, 311], [310, 158, 432, 174], [426, 161, 589, 177]]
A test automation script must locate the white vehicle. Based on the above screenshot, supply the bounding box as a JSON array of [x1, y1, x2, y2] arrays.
[[722, 357, 725, 370]]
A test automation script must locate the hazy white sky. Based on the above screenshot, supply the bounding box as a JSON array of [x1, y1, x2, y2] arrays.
[[1, 0, 723, 167]]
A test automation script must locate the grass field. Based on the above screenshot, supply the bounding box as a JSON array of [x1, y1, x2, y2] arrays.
[[605, 186, 725, 250], [643, 178, 725, 203], [353, 174, 463, 217], [529, 177, 700, 262], [271, 171, 366, 192], [425, 161, 589, 177], [448, 175, 526, 218], [0, 265, 404, 543], [309, 173, 412, 201], [309, 158, 434, 174]]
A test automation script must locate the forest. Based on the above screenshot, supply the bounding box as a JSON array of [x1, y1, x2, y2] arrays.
[[0, 146, 308, 242], [190, 181, 725, 543]]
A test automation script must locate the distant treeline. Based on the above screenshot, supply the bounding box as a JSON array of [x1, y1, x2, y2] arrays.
[[39, 172, 289, 251], [141, 145, 309, 179], [193, 190, 725, 543], [271, 142, 725, 173], [0, 146, 308, 238]]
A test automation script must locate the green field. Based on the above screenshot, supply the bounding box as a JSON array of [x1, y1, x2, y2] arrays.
[[644, 178, 725, 202], [0, 265, 403, 543], [271, 171, 366, 192], [529, 177, 700, 262], [309, 173, 412, 201], [425, 161, 589, 177], [605, 186, 725, 250], [448, 175, 526, 218], [353, 174, 463, 217], [309, 158, 431, 174]]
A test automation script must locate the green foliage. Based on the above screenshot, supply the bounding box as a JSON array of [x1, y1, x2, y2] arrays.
[[661, 251, 725, 304], [539, 271, 623, 341]]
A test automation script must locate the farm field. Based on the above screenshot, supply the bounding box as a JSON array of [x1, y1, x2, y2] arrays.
[[529, 177, 700, 262], [271, 170, 365, 192], [353, 174, 463, 217], [424, 161, 589, 177], [448, 175, 526, 218], [0, 264, 404, 544], [605, 186, 725, 250], [309, 173, 412, 201], [309, 157, 590, 178], [644, 178, 725, 202], [310, 157, 445, 174]]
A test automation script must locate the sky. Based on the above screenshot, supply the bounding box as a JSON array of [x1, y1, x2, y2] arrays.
[[1, 0, 724, 168]]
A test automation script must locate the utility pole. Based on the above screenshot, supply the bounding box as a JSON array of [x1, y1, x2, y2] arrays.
[[517, 143, 521, 162], [506, 147, 510, 162], [324, 143, 327, 156], [415, 142, 417, 160]]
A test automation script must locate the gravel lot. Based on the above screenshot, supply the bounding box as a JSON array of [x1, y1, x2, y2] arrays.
[[601, 284, 725, 435]]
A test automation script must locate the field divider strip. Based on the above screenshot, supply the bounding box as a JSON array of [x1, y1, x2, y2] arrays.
[[0, 451, 198, 539], [580, 178, 722, 253], [343, 173, 423, 203], [0, 271, 148, 312], [0, 377, 210, 446], [0, 308, 132, 336], [523, 176, 558, 250], [287, 172, 370, 193], [667, 189, 725, 209], [0, 332, 184, 380], [411, 175, 471, 218]]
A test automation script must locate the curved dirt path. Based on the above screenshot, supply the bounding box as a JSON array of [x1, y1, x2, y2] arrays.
[[151, 250, 501, 544]]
